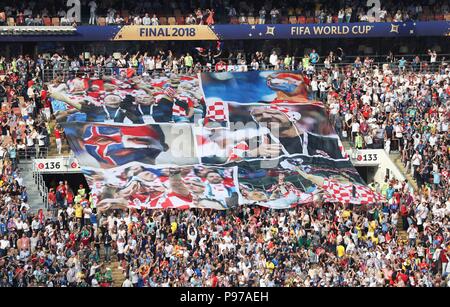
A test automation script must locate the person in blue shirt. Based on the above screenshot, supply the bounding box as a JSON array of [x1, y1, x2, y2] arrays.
[[90, 210, 97, 225], [0, 219, 6, 236], [309, 49, 319, 65], [386, 186, 395, 200], [432, 170, 441, 190], [398, 57, 407, 71], [8, 145, 17, 169]]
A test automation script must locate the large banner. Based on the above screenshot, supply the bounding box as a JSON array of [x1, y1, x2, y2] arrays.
[[50, 74, 202, 125], [62, 122, 199, 168], [53, 71, 384, 210], [85, 164, 239, 210], [1, 22, 448, 42]]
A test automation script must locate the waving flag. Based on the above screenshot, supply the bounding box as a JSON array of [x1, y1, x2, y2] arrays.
[[322, 179, 385, 204], [82, 124, 165, 166]]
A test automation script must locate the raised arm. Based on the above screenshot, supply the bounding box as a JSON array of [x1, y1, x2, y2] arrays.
[[295, 167, 325, 187], [168, 169, 191, 197], [49, 91, 83, 110]]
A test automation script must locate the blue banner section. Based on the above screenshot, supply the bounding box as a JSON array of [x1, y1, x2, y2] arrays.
[[211, 22, 417, 39], [0, 21, 447, 42]]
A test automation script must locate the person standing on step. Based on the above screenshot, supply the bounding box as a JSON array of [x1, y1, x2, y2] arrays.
[[54, 125, 62, 155]]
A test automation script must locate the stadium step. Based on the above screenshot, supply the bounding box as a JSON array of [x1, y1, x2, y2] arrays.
[[18, 161, 47, 214], [110, 262, 127, 286], [396, 217, 408, 242], [387, 152, 417, 242], [98, 247, 126, 286], [389, 152, 418, 191]]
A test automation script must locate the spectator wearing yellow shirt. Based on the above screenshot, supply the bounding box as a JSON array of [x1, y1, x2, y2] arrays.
[[74, 203, 83, 228], [336, 244, 345, 258], [266, 261, 275, 270], [78, 184, 86, 196], [171, 221, 177, 234], [342, 209, 351, 220], [74, 194, 82, 205]]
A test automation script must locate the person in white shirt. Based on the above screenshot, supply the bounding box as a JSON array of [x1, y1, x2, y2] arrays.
[[0, 236, 10, 257], [122, 278, 133, 287], [428, 132, 438, 147], [393, 10, 402, 22], [351, 120, 360, 142], [151, 14, 159, 25], [361, 93, 371, 105], [142, 13, 151, 25], [88, 1, 97, 25], [133, 15, 142, 25], [269, 51, 278, 68], [186, 14, 196, 25], [411, 150, 422, 176], [407, 225, 417, 247], [310, 77, 318, 99]]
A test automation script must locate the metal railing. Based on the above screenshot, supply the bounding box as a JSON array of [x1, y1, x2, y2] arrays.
[[18, 146, 49, 160], [43, 67, 115, 82], [42, 60, 447, 82], [32, 161, 49, 210]]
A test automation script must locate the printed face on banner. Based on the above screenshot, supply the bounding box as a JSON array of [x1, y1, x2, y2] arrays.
[[62, 122, 199, 168], [49, 74, 204, 125], [83, 163, 238, 211], [196, 103, 347, 165], [200, 71, 319, 105], [238, 155, 369, 208]]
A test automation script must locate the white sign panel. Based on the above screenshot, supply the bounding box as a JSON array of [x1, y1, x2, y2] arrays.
[[34, 157, 81, 173], [348, 149, 381, 166]]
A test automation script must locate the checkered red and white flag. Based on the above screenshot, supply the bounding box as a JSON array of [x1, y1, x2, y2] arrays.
[[322, 179, 385, 204], [204, 101, 227, 125]]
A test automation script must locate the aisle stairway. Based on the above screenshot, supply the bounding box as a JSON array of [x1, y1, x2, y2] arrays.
[[389, 152, 419, 191], [18, 161, 46, 214], [396, 216, 408, 243], [340, 140, 416, 242], [98, 248, 126, 287], [110, 261, 127, 287]]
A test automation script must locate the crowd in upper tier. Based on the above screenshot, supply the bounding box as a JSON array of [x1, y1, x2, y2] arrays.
[[0, 0, 449, 26]]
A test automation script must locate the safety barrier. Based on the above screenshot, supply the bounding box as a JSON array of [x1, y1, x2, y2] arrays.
[[32, 161, 49, 210]]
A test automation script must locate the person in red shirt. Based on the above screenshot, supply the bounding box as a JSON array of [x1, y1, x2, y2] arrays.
[[54, 125, 62, 155], [66, 189, 74, 206], [48, 188, 57, 215], [400, 203, 409, 231], [56, 181, 67, 208]]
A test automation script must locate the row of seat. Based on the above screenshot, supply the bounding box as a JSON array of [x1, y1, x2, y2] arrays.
[[1, 13, 449, 26]]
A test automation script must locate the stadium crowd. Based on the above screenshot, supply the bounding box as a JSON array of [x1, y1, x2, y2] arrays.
[[0, 0, 449, 26], [0, 46, 449, 287]]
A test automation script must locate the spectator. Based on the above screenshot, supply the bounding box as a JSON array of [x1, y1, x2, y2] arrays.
[[270, 7, 280, 24], [88, 0, 97, 25], [186, 14, 196, 25], [151, 14, 159, 25], [142, 13, 151, 25], [258, 7, 266, 24]]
